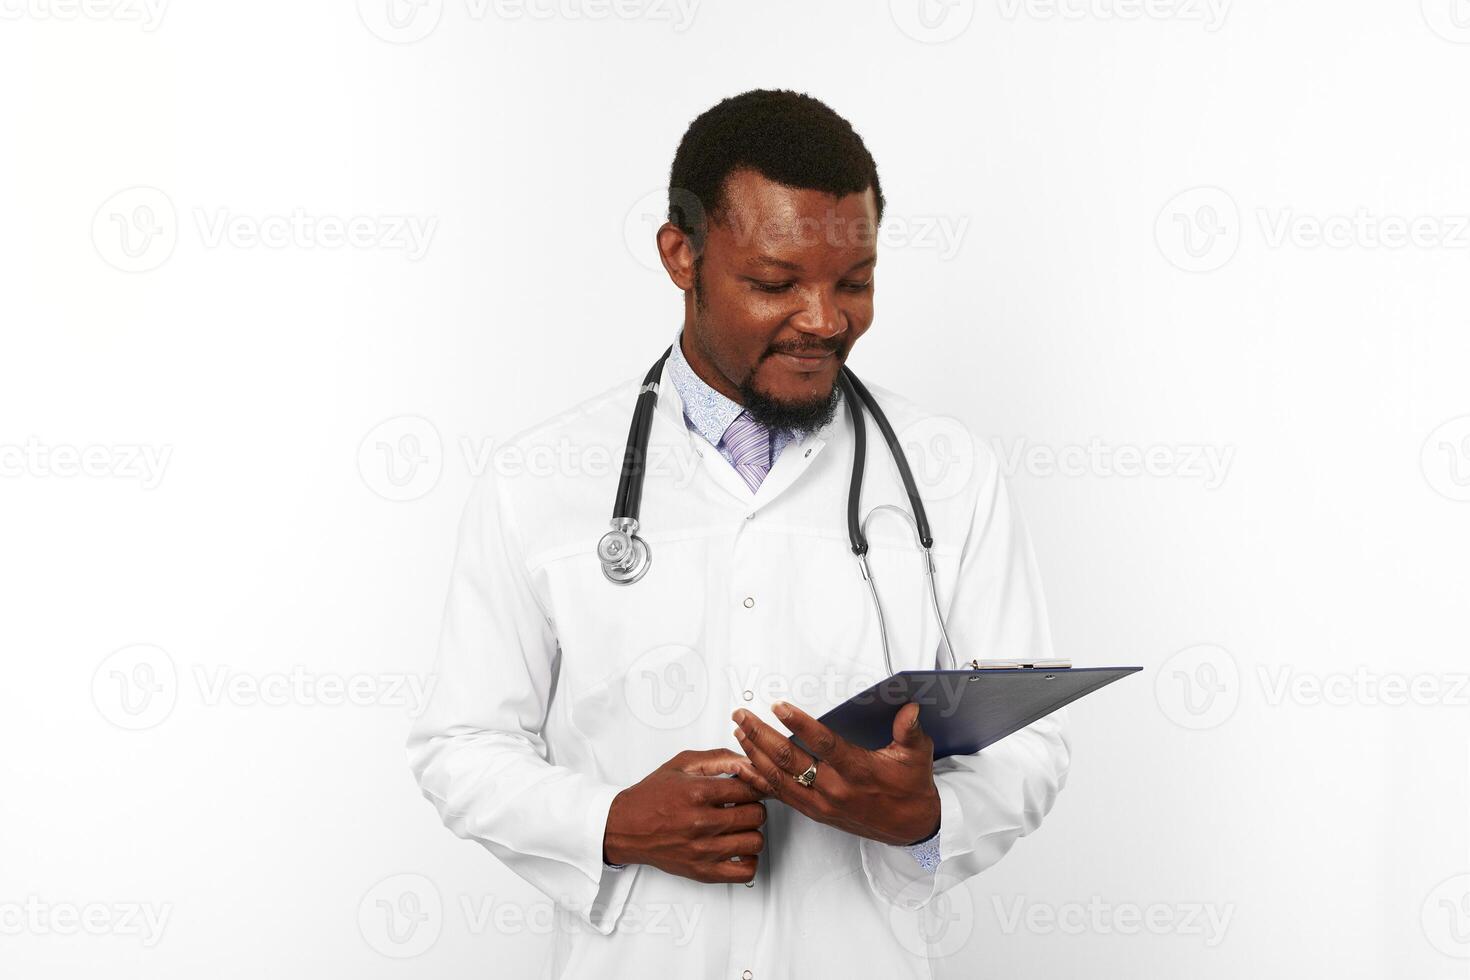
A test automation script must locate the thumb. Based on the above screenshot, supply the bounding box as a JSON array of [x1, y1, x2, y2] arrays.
[[890, 702, 927, 750]]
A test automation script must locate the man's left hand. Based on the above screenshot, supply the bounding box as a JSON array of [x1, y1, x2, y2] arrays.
[[731, 701, 940, 847]]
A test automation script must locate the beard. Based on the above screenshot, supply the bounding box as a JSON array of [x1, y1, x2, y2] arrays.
[[737, 365, 842, 436]]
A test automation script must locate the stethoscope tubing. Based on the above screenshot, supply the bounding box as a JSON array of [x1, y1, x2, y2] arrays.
[[839, 369, 934, 552], [612, 345, 674, 522], [601, 346, 961, 671]]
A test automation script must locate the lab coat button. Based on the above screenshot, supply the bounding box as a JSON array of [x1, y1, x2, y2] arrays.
[[744, 879, 755, 888], [742, 596, 755, 608], [742, 972, 753, 979], [742, 690, 754, 701]]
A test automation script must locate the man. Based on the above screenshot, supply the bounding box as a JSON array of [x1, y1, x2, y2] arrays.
[[408, 89, 1070, 978]]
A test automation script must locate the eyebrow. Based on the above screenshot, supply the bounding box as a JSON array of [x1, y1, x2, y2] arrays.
[[745, 254, 878, 274]]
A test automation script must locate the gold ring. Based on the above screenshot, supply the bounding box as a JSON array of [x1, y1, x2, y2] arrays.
[[794, 761, 818, 788]]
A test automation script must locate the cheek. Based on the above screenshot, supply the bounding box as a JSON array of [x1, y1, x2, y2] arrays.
[[709, 295, 792, 356], [743, 291, 803, 324], [708, 275, 790, 325]]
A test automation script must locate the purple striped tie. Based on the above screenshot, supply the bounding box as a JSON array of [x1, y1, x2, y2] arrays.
[[721, 410, 772, 492]]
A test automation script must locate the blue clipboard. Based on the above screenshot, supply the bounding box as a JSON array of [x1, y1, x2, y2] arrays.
[[795, 666, 1143, 760]]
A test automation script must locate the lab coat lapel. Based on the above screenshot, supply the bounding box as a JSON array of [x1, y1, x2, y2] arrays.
[[748, 430, 829, 505]]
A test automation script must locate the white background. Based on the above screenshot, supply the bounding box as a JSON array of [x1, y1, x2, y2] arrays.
[[2, 0, 1469, 976]]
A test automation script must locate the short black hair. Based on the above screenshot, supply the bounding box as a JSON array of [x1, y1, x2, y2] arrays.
[[667, 88, 885, 253]]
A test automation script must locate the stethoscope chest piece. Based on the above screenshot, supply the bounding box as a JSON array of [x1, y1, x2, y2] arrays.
[[598, 517, 652, 585]]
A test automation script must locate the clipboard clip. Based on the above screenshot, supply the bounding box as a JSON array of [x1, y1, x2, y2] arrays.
[[968, 658, 1073, 670]]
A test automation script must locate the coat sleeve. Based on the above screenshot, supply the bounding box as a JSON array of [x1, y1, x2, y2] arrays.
[[858, 438, 1071, 909], [406, 471, 637, 934]]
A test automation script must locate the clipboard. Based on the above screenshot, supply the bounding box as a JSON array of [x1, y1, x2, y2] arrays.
[[795, 665, 1143, 760]]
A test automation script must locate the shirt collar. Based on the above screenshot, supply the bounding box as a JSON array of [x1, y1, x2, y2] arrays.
[[666, 327, 755, 447]]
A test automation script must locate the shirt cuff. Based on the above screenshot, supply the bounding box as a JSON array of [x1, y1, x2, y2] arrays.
[[577, 783, 637, 934], [902, 828, 942, 873], [859, 777, 962, 908]]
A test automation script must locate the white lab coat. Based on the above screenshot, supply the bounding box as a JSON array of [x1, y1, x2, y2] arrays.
[[407, 356, 1071, 979]]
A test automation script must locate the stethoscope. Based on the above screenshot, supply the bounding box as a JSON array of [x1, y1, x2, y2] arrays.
[[596, 345, 960, 675]]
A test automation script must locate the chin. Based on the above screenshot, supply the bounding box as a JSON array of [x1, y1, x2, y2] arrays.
[[762, 377, 834, 411], [743, 364, 842, 432]]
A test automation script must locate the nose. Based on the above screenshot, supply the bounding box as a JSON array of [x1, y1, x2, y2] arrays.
[[790, 286, 845, 342]]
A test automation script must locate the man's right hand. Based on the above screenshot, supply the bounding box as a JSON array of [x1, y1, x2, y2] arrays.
[[602, 749, 767, 884]]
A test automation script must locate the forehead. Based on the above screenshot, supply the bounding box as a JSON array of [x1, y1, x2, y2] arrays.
[[708, 168, 879, 266]]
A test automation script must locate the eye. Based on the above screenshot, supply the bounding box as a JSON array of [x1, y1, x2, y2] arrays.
[[750, 280, 795, 293], [840, 279, 874, 292]]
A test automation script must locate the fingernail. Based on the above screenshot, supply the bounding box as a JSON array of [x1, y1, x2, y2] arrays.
[[733, 728, 745, 741], [773, 702, 790, 719]]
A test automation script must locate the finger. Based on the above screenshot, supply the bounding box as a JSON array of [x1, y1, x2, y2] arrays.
[[724, 763, 777, 798], [676, 748, 763, 779], [696, 775, 766, 807], [698, 831, 765, 860], [890, 702, 931, 753], [727, 751, 779, 798], [734, 731, 823, 815], [717, 801, 766, 833], [732, 709, 814, 780], [772, 701, 859, 770], [708, 853, 758, 884], [731, 730, 782, 796]]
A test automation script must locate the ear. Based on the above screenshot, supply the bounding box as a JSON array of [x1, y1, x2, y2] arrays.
[[656, 221, 697, 291]]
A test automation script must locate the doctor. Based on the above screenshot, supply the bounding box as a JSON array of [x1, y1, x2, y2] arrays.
[[407, 88, 1070, 978]]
